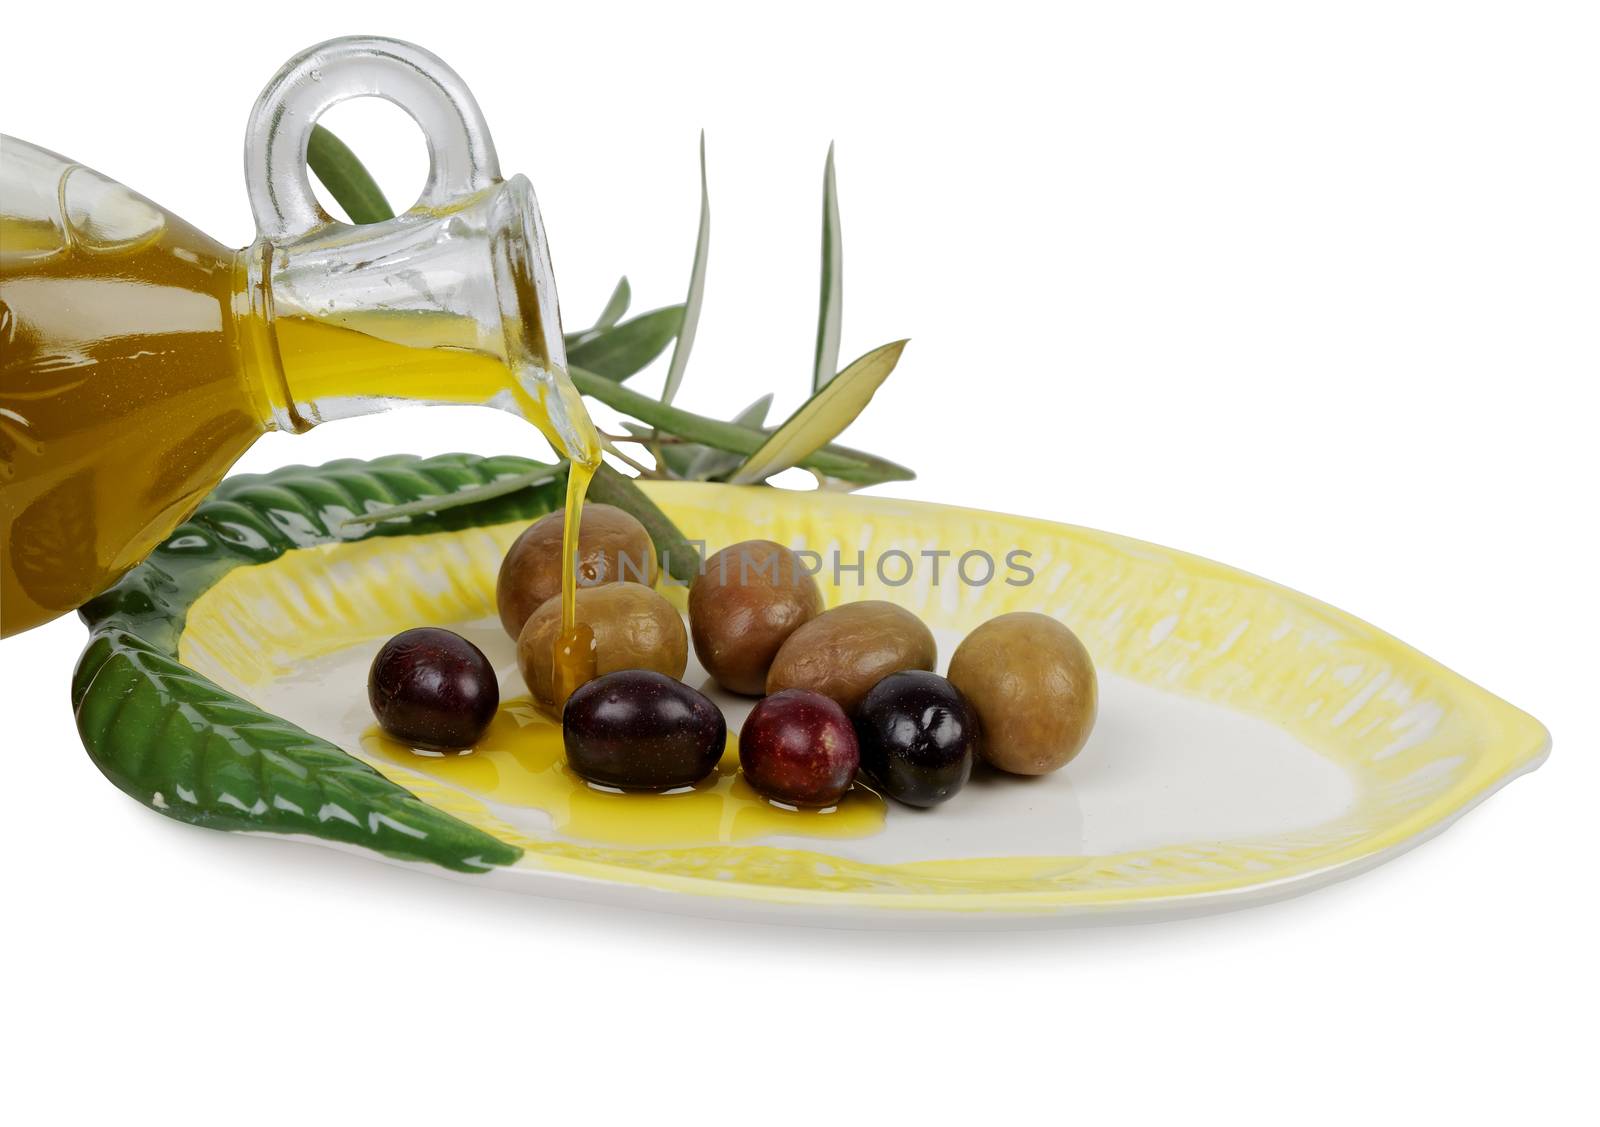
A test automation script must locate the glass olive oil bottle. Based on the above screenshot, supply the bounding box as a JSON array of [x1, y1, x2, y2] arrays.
[[0, 37, 602, 640]]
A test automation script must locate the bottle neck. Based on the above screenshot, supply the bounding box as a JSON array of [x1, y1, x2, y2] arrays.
[[227, 177, 601, 466], [231, 242, 312, 435]]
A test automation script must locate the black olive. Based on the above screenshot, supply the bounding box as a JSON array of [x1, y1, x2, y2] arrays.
[[854, 671, 978, 807], [368, 628, 499, 751], [562, 669, 726, 791]]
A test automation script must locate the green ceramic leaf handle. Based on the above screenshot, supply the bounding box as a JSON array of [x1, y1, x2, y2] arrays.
[[72, 630, 521, 872], [71, 453, 566, 872]]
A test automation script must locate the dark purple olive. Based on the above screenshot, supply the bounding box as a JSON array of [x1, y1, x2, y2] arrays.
[[562, 670, 726, 791], [739, 689, 859, 808], [855, 671, 977, 807], [368, 628, 499, 751]]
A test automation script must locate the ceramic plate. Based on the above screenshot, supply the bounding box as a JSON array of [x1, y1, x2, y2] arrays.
[[71, 454, 1548, 928]]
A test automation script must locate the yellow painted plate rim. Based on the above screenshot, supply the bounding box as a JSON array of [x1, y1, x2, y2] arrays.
[[179, 482, 1550, 919]]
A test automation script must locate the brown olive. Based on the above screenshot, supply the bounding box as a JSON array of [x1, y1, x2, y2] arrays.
[[496, 504, 659, 639], [517, 583, 687, 709], [946, 612, 1097, 775], [689, 540, 823, 695], [765, 600, 936, 714]]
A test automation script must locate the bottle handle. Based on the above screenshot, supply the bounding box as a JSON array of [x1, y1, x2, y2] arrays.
[[244, 36, 502, 241]]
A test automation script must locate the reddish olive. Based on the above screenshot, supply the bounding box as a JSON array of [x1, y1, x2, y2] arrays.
[[562, 669, 726, 791], [855, 671, 978, 808], [738, 689, 860, 808], [368, 628, 499, 751]]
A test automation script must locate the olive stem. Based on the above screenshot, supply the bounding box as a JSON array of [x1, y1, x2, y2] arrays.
[[599, 435, 661, 479], [599, 432, 690, 445]]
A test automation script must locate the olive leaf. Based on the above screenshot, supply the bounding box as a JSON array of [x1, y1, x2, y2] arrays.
[[564, 276, 633, 353], [620, 405, 912, 487], [307, 125, 395, 224], [565, 305, 684, 381], [621, 394, 773, 481], [729, 340, 907, 484], [74, 455, 567, 872], [570, 366, 908, 484], [73, 630, 521, 873], [812, 142, 843, 392], [590, 276, 631, 333], [660, 132, 710, 406], [810, 440, 915, 487], [684, 394, 774, 480]]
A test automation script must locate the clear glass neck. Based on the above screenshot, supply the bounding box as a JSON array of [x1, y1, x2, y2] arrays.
[[246, 174, 599, 468]]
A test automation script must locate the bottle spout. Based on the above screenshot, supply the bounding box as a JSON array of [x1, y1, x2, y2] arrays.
[[489, 175, 603, 470], [251, 172, 601, 469]]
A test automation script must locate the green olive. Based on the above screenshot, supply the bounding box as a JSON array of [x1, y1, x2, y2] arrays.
[[689, 540, 823, 695], [516, 583, 687, 709], [947, 612, 1097, 775], [496, 504, 658, 639], [765, 600, 935, 714]]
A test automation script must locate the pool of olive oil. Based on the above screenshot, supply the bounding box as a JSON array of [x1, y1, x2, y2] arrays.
[[362, 697, 886, 846]]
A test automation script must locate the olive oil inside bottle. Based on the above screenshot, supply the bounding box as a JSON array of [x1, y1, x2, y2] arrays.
[[1, 203, 260, 635], [1, 142, 602, 639]]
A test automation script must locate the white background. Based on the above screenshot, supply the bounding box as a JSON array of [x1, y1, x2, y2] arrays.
[[2, 2, 1595, 1123]]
